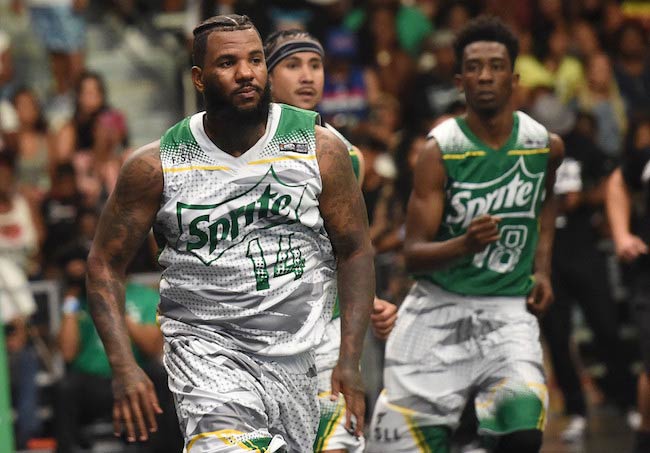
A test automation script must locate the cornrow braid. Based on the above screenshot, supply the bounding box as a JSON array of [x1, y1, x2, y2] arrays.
[[192, 14, 258, 68]]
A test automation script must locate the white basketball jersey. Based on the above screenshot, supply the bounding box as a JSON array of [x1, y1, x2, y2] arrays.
[[154, 103, 337, 356]]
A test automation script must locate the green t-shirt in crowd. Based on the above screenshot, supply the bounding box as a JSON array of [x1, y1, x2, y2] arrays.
[[344, 5, 433, 56], [71, 282, 159, 378]]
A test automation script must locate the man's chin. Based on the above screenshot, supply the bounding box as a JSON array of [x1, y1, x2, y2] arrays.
[[295, 101, 317, 111], [232, 96, 267, 113]]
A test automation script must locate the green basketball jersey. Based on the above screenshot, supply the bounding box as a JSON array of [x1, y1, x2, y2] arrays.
[[420, 111, 550, 296]]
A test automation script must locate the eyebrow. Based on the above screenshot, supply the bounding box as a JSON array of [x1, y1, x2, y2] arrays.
[[283, 55, 322, 63], [215, 49, 263, 61], [464, 56, 507, 63]]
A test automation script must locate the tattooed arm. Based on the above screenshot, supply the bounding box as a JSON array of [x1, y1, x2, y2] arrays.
[[316, 126, 375, 436], [86, 141, 164, 442]]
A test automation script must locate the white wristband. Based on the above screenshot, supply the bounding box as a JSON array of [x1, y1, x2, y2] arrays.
[[62, 297, 80, 314]]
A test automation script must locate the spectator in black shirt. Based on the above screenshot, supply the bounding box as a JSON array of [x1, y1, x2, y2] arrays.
[[40, 162, 82, 276], [613, 21, 650, 118], [543, 112, 634, 443], [606, 114, 650, 453]]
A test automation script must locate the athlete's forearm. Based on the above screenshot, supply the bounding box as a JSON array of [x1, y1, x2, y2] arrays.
[[606, 169, 633, 241], [336, 247, 375, 367], [86, 256, 138, 373], [404, 235, 470, 273], [86, 144, 163, 374]]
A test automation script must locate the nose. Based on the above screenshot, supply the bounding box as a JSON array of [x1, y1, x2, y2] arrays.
[[299, 65, 314, 84], [235, 60, 254, 81], [478, 65, 493, 83]]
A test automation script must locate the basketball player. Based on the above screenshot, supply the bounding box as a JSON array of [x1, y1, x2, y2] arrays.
[[264, 29, 398, 453], [367, 16, 564, 453], [86, 15, 374, 453]]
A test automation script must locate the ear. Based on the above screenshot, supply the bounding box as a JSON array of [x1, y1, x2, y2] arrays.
[[511, 71, 520, 90], [454, 73, 464, 93], [192, 66, 205, 93]]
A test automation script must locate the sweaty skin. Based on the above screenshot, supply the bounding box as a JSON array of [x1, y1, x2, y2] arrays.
[[315, 125, 375, 436], [88, 26, 375, 444]]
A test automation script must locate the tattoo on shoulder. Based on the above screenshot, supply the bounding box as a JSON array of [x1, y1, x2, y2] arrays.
[[315, 127, 368, 257], [114, 144, 163, 203], [95, 142, 163, 270], [316, 126, 348, 162]]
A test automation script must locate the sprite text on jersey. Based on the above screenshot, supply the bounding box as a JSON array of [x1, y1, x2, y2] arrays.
[[177, 166, 308, 266], [448, 158, 545, 275], [446, 158, 545, 229]]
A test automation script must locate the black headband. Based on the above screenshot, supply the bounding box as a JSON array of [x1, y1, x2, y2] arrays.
[[266, 40, 325, 72]]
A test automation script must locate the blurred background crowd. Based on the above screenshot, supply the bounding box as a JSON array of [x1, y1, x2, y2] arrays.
[[1, 0, 650, 451]]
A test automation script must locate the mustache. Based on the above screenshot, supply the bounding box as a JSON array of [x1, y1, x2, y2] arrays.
[[233, 83, 262, 94]]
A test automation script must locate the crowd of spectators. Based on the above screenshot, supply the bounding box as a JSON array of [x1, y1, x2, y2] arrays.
[[1, 0, 650, 450]]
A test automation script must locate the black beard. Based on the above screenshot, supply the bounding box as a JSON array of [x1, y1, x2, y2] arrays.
[[203, 82, 272, 127]]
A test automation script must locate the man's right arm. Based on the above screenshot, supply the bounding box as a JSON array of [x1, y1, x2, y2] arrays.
[[606, 168, 648, 261], [86, 141, 164, 441], [404, 139, 500, 273]]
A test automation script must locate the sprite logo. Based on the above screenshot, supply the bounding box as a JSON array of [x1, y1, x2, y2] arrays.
[[446, 157, 544, 228], [176, 166, 308, 265]]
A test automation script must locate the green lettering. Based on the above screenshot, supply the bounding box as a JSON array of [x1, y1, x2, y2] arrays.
[[209, 218, 230, 253], [229, 206, 246, 239], [244, 201, 256, 226], [258, 185, 278, 219], [271, 195, 292, 216], [187, 215, 210, 252]]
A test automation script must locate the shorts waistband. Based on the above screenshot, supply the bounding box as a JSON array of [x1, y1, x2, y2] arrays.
[[413, 280, 528, 314]]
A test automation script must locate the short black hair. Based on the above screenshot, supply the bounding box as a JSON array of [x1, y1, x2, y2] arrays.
[[454, 16, 519, 73], [192, 14, 258, 68]]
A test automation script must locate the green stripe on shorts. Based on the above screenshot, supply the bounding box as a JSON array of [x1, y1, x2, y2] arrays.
[[314, 397, 345, 452], [412, 425, 449, 453], [479, 393, 545, 435], [241, 437, 272, 451]]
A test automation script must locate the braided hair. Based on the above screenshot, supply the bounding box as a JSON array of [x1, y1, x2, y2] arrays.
[[192, 14, 259, 68]]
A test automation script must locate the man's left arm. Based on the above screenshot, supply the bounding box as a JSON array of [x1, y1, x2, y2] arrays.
[[527, 133, 565, 316], [316, 126, 375, 437]]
